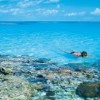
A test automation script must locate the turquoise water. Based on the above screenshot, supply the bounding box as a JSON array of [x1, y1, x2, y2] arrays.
[[0, 22, 100, 64]]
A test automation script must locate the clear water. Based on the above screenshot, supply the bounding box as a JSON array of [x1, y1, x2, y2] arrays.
[[0, 22, 100, 64]]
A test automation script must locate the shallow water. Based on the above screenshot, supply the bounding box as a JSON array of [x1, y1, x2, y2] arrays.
[[0, 22, 100, 64]]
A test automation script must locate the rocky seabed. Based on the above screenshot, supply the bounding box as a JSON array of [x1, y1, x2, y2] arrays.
[[0, 55, 100, 100]]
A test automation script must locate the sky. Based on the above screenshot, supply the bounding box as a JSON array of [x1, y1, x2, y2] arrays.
[[0, 0, 100, 21]]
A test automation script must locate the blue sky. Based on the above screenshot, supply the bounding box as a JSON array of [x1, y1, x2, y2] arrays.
[[0, 0, 100, 21]]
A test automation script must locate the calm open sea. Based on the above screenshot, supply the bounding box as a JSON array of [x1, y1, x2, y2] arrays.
[[0, 22, 100, 64]]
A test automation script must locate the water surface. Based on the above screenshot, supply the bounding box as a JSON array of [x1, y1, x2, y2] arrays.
[[0, 21, 100, 64]]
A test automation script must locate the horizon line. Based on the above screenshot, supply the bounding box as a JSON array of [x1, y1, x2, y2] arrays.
[[0, 21, 100, 22]]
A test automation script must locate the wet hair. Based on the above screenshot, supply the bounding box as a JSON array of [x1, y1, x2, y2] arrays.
[[81, 51, 87, 57]]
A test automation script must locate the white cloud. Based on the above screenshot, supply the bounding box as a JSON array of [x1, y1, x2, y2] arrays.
[[17, 0, 44, 8], [65, 12, 77, 16], [57, 4, 60, 8], [64, 12, 86, 16], [35, 8, 58, 15], [91, 8, 100, 15], [10, 8, 22, 15], [0, 0, 45, 16], [17, 1, 33, 8], [17, 0, 59, 8], [0, 0, 60, 15], [49, 0, 59, 3], [43, 9, 58, 15], [0, 9, 9, 13], [0, 8, 23, 15], [45, 0, 60, 3]]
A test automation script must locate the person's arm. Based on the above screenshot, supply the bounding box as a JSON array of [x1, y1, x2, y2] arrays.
[[58, 48, 69, 53]]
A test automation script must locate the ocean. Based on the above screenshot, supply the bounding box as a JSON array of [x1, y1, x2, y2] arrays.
[[0, 21, 100, 64], [0, 22, 100, 100]]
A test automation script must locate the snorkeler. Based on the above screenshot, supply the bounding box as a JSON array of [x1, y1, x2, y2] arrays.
[[70, 51, 87, 57], [58, 48, 89, 58]]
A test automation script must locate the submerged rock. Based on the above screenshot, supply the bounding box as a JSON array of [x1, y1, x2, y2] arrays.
[[92, 59, 100, 70], [0, 54, 9, 58], [33, 83, 43, 90], [67, 63, 93, 71], [0, 55, 100, 100], [46, 90, 55, 100], [0, 75, 34, 100], [35, 58, 51, 63], [0, 65, 13, 75], [0, 67, 10, 75], [36, 74, 45, 78], [76, 82, 100, 98]]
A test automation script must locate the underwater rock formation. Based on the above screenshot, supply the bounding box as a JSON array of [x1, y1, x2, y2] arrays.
[[76, 82, 100, 98]]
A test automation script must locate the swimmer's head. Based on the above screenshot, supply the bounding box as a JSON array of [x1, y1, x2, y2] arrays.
[[81, 51, 87, 57]]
